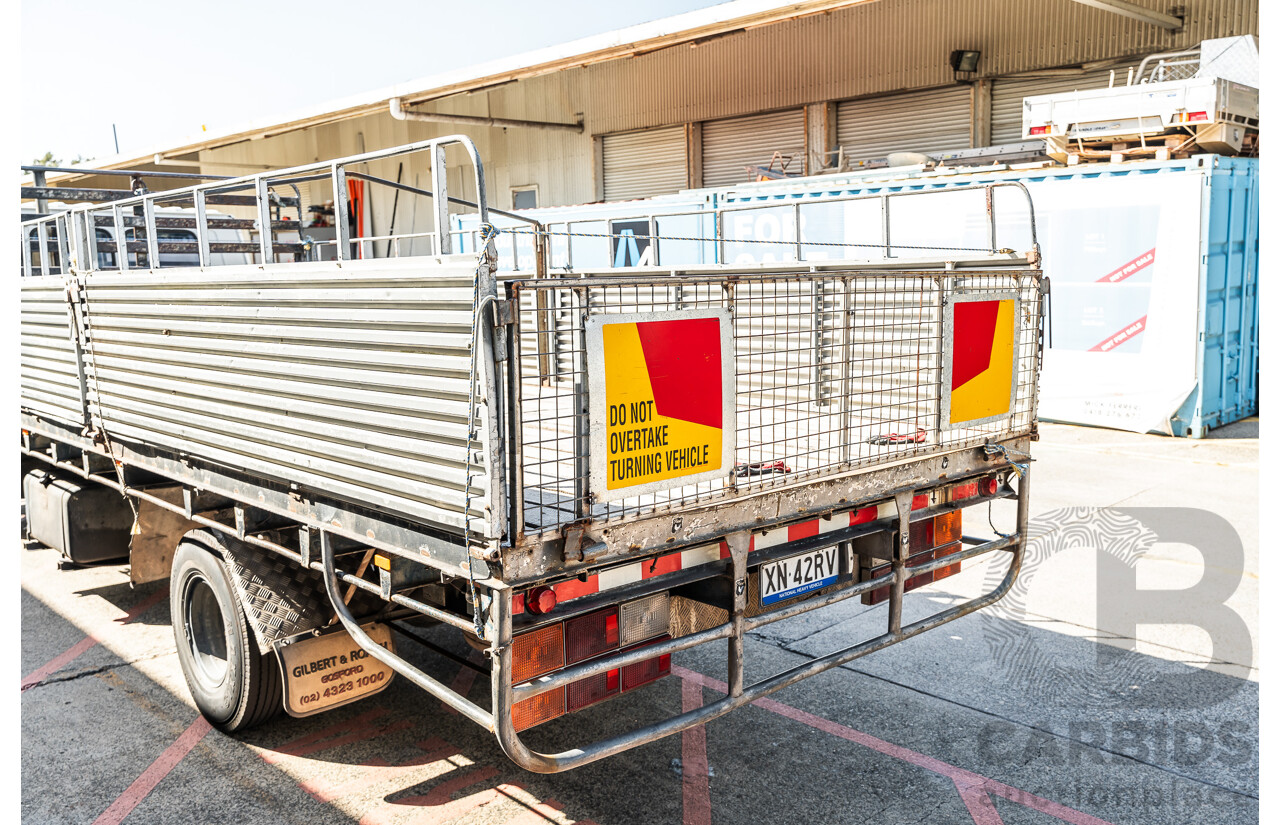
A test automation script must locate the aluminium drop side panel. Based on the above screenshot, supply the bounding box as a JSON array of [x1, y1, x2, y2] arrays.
[[20, 275, 86, 430], [75, 255, 502, 539]]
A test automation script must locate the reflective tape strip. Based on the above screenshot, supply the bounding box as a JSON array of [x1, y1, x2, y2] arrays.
[[517, 492, 943, 614], [681, 544, 720, 568]]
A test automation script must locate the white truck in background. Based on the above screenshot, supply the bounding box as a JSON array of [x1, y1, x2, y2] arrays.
[[1023, 35, 1259, 163]]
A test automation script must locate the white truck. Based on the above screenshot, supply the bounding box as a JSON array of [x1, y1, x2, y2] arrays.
[[1023, 35, 1259, 163], [20, 137, 1044, 772]]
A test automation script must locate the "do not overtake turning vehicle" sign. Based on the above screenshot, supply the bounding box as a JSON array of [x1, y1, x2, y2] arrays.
[[585, 309, 736, 503]]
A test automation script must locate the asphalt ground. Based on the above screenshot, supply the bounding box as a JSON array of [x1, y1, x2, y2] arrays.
[[19, 421, 1259, 824]]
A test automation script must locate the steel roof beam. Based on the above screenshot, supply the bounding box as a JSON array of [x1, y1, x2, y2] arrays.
[[1069, 0, 1183, 31], [389, 97, 583, 133]]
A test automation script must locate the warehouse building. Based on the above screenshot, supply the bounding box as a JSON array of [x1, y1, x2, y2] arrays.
[[37, 0, 1258, 222]]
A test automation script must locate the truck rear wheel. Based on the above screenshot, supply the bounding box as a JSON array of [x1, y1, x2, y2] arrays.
[[171, 539, 282, 732]]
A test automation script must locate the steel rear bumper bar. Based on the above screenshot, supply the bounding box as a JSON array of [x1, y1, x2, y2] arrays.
[[324, 470, 1031, 774]]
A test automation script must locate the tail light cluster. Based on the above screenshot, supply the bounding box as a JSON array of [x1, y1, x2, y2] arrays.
[[1028, 125, 1052, 135], [510, 592, 671, 731], [862, 510, 963, 605], [859, 473, 1003, 604]]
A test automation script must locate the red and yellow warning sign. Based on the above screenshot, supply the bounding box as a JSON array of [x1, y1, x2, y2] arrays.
[[945, 295, 1019, 427], [586, 309, 735, 501]]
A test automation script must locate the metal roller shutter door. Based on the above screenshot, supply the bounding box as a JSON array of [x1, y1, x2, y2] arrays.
[[702, 109, 806, 188], [602, 127, 687, 201], [991, 68, 1124, 145], [836, 86, 971, 163]]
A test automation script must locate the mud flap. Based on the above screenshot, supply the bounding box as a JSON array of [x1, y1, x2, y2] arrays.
[[276, 622, 397, 716]]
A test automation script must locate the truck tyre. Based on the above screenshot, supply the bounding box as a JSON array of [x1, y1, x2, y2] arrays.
[[171, 539, 282, 732]]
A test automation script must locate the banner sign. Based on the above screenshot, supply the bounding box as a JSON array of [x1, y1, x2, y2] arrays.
[[942, 293, 1020, 428], [586, 309, 735, 502]]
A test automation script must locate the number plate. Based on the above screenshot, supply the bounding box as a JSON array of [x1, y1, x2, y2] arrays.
[[759, 546, 841, 606], [279, 623, 395, 717]]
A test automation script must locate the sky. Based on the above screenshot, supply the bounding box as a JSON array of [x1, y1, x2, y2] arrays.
[[16, 0, 730, 166]]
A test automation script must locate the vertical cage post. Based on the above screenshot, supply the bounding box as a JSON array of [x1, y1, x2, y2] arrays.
[[573, 286, 591, 519], [142, 198, 158, 267], [112, 206, 129, 272], [256, 177, 274, 264], [430, 144, 452, 255], [838, 276, 854, 463], [881, 195, 891, 258], [193, 189, 211, 267], [55, 214, 71, 275], [985, 185, 998, 253], [36, 220, 50, 277], [331, 163, 350, 262], [793, 202, 803, 261], [82, 209, 99, 271], [20, 225, 32, 277]]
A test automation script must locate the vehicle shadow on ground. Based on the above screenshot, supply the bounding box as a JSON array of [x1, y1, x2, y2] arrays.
[[785, 587, 1260, 803]]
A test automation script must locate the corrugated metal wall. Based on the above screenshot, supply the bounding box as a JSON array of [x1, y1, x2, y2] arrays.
[[990, 68, 1127, 144], [192, 0, 1255, 208], [602, 127, 687, 200], [836, 86, 970, 162], [702, 109, 806, 187], [581, 0, 1255, 136]]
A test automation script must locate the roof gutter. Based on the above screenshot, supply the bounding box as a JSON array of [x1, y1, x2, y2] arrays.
[[389, 97, 583, 133]]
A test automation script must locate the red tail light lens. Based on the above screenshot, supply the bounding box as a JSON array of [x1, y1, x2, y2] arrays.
[[951, 481, 979, 501], [1029, 125, 1051, 135], [564, 608, 619, 665], [1187, 111, 1209, 122], [983, 477, 1000, 496], [620, 638, 672, 691], [526, 586, 558, 615], [862, 508, 963, 604], [567, 668, 620, 711]]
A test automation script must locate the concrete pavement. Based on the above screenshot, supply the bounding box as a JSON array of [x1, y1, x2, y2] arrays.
[[21, 421, 1258, 824]]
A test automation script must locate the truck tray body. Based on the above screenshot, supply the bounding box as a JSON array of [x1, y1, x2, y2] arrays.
[[19, 136, 1044, 772]]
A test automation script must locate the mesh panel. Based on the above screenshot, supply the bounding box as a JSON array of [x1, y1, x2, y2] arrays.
[[512, 269, 1041, 536]]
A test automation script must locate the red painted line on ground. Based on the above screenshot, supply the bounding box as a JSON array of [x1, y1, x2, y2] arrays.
[[672, 666, 1116, 825], [92, 715, 213, 825], [955, 778, 1006, 825], [21, 586, 169, 692], [680, 678, 712, 825]]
